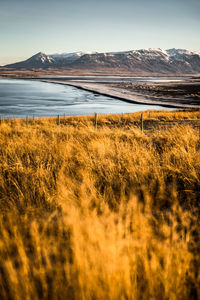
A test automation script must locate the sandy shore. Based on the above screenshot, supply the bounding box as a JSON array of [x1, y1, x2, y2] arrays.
[[40, 79, 200, 109]]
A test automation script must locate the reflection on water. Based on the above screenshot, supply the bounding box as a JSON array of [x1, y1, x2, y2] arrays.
[[0, 78, 170, 118]]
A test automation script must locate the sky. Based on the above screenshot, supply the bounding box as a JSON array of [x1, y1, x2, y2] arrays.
[[0, 0, 200, 65]]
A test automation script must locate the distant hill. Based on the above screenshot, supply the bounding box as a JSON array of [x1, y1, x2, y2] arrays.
[[4, 48, 200, 75]]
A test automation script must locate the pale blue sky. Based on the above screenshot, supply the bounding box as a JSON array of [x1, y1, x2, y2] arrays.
[[0, 0, 200, 65]]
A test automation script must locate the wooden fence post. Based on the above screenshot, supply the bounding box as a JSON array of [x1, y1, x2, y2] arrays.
[[57, 114, 60, 126], [94, 113, 97, 129], [121, 113, 124, 124], [26, 116, 28, 128], [140, 113, 143, 132], [174, 112, 176, 119]]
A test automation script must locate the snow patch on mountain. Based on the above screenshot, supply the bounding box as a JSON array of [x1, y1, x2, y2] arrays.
[[50, 51, 97, 61], [29, 52, 54, 64], [166, 48, 200, 56]]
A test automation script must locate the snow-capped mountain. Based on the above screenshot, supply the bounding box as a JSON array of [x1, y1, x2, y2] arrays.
[[5, 48, 200, 74], [69, 48, 200, 74], [48, 51, 98, 66], [50, 51, 97, 61], [5, 51, 98, 69], [6, 52, 55, 68]]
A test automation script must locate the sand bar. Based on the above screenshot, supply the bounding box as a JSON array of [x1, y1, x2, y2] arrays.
[[40, 80, 200, 109]]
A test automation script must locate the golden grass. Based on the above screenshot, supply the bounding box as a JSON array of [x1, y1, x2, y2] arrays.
[[0, 110, 200, 299]]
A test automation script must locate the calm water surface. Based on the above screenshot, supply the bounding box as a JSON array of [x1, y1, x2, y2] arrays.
[[40, 75, 186, 83], [0, 78, 171, 118]]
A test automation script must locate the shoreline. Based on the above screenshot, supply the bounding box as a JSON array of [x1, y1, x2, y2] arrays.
[[1, 76, 200, 112], [39, 79, 200, 109]]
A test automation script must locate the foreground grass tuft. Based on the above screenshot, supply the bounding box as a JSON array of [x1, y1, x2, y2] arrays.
[[0, 110, 200, 299]]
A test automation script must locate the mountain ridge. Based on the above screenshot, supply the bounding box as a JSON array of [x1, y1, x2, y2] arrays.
[[4, 48, 200, 75]]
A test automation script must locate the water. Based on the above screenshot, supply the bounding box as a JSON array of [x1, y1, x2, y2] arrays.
[[0, 78, 171, 118], [39, 75, 187, 83]]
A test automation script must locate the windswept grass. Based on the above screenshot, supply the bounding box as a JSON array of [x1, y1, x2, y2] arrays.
[[0, 110, 200, 299]]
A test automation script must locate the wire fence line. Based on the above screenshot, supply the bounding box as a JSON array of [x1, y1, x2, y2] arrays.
[[0, 112, 200, 132]]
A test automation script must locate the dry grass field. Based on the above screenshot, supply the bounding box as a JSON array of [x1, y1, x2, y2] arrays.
[[0, 110, 200, 299]]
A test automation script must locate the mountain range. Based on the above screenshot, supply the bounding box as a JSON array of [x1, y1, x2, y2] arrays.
[[4, 48, 200, 75]]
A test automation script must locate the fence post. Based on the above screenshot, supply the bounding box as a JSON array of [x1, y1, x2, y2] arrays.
[[94, 113, 97, 129], [26, 116, 28, 128], [140, 113, 143, 132], [57, 114, 60, 126], [174, 112, 176, 120]]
